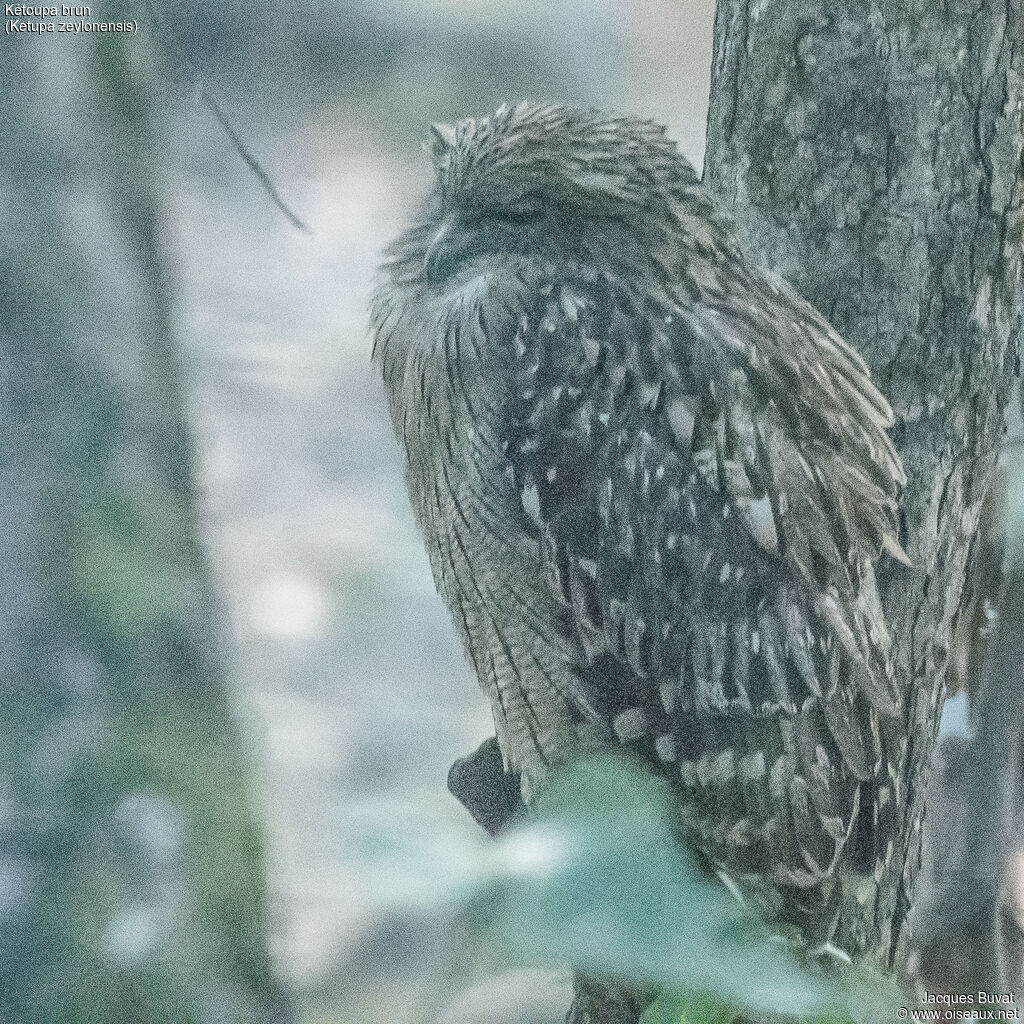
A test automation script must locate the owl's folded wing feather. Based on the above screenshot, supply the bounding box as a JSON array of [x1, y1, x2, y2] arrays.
[[505, 266, 905, 905]]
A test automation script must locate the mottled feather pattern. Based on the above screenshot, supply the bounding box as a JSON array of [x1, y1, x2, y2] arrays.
[[506, 270, 899, 896], [371, 102, 907, 942]]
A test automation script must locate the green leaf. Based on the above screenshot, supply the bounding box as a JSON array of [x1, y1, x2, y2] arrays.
[[478, 754, 832, 1017], [344, 753, 902, 1022]]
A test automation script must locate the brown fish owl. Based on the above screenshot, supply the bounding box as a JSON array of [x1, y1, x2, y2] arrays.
[[371, 103, 907, 954]]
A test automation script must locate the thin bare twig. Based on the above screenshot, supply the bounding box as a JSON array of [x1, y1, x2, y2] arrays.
[[198, 88, 312, 235], [138, 0, 312, 235]]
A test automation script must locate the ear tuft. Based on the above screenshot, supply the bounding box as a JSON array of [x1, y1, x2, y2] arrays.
[[429, 122, 457, 152]]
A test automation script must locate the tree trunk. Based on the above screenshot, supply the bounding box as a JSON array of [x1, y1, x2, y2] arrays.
[[703, 0, 1023, 972], [0, 22, 288, 1024]]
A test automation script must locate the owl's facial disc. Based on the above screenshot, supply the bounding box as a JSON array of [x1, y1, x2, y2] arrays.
[[414, 103, 698, 289], [421, 200, 546, 287]]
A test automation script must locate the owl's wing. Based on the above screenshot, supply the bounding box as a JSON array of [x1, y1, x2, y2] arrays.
[[505, 266, 906, 902]]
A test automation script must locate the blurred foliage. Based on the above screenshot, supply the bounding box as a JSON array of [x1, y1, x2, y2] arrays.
[[482, 756, 824, 1011], [0, 15, 285, 1024], [346, 754, 901, 1022], [643, 992, 862, 1023]]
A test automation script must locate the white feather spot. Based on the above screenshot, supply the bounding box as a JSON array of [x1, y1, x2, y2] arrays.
[[521, 483, 541, 523], [742, 494, 778, 551], [719, 563, 732, 583], [810, 942, 853, 966], [666, 397, 696, 448], [655, 734, 677, 763], [639, 383, 660, 407], [739, 751, 767, 780], [613, 708, 648, 742], [546, 466, 558, 483], [711, 749, 736, 784], [659, 682, 676, 714], [716, 869, 748, 908]]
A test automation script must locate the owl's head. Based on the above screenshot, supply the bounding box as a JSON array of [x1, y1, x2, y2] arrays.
[[401, 103, 705, 288]]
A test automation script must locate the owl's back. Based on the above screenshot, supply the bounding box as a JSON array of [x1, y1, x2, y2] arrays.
[[371, 107, 905, 953]]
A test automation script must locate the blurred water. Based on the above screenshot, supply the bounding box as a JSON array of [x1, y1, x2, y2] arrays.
[[157, 1, 716, 1016]]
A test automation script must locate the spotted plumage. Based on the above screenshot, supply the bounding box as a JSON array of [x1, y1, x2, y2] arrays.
[[371, 103, 907, 949]]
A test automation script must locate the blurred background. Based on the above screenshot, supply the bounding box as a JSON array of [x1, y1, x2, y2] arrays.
[[3, 1, 1009, 1022], [153, 1, 716, 1021], [10, 0, 1011, 1020]]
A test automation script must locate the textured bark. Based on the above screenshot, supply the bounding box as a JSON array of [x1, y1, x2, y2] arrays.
[[0, 24, 287, 1024], [703, 0, 1023, 971], [910, 420, 1024, 993]]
